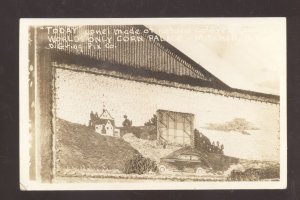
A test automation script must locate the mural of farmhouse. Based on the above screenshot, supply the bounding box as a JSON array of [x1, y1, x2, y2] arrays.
[[41, 25, 281, 181], [89, 109, 121, 137]]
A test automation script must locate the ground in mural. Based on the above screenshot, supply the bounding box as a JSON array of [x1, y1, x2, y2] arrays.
[[54, 110, 279, 182]]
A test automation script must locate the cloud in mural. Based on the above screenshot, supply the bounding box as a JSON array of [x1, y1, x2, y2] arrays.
[[203, 118, 259, 135]]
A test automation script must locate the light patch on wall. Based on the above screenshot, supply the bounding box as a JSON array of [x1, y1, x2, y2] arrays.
[[256, 80, 280, 95], [148, 19, 285, 95]]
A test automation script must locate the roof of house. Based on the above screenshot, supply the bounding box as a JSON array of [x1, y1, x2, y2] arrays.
[[94, 119, 115, 127], [99, 109, 114, 120]]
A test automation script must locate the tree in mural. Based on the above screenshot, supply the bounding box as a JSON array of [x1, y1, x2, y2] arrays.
[[144, 114, 157, 126], [194, 129, 224, 154], [122, 115, 132, 129]]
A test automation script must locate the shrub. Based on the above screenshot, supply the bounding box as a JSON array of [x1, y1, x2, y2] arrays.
[[228, 165, 279, 181], [123, 154, 158, 174]]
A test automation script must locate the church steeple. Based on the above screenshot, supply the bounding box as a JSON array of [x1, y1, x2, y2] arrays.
[[99, 95, 113, 121], [101, 94, 106, 111]]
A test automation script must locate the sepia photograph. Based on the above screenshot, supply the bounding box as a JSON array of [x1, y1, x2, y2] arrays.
[[19, 18, 286, 190]]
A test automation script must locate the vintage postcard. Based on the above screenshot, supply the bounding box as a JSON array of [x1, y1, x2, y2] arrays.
[[19, 18, 287, 190]]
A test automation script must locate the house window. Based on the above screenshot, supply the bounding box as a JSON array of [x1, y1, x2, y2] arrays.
[[191, 155, 200, 161], [178, 155, 190, 160]]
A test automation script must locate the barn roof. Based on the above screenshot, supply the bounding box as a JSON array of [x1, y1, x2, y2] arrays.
[[40, 25, 279, 104], [48, 25, 228, 89]]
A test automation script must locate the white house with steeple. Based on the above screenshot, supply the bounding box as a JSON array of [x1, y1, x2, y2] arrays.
[[94, 109, 120, 137]]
